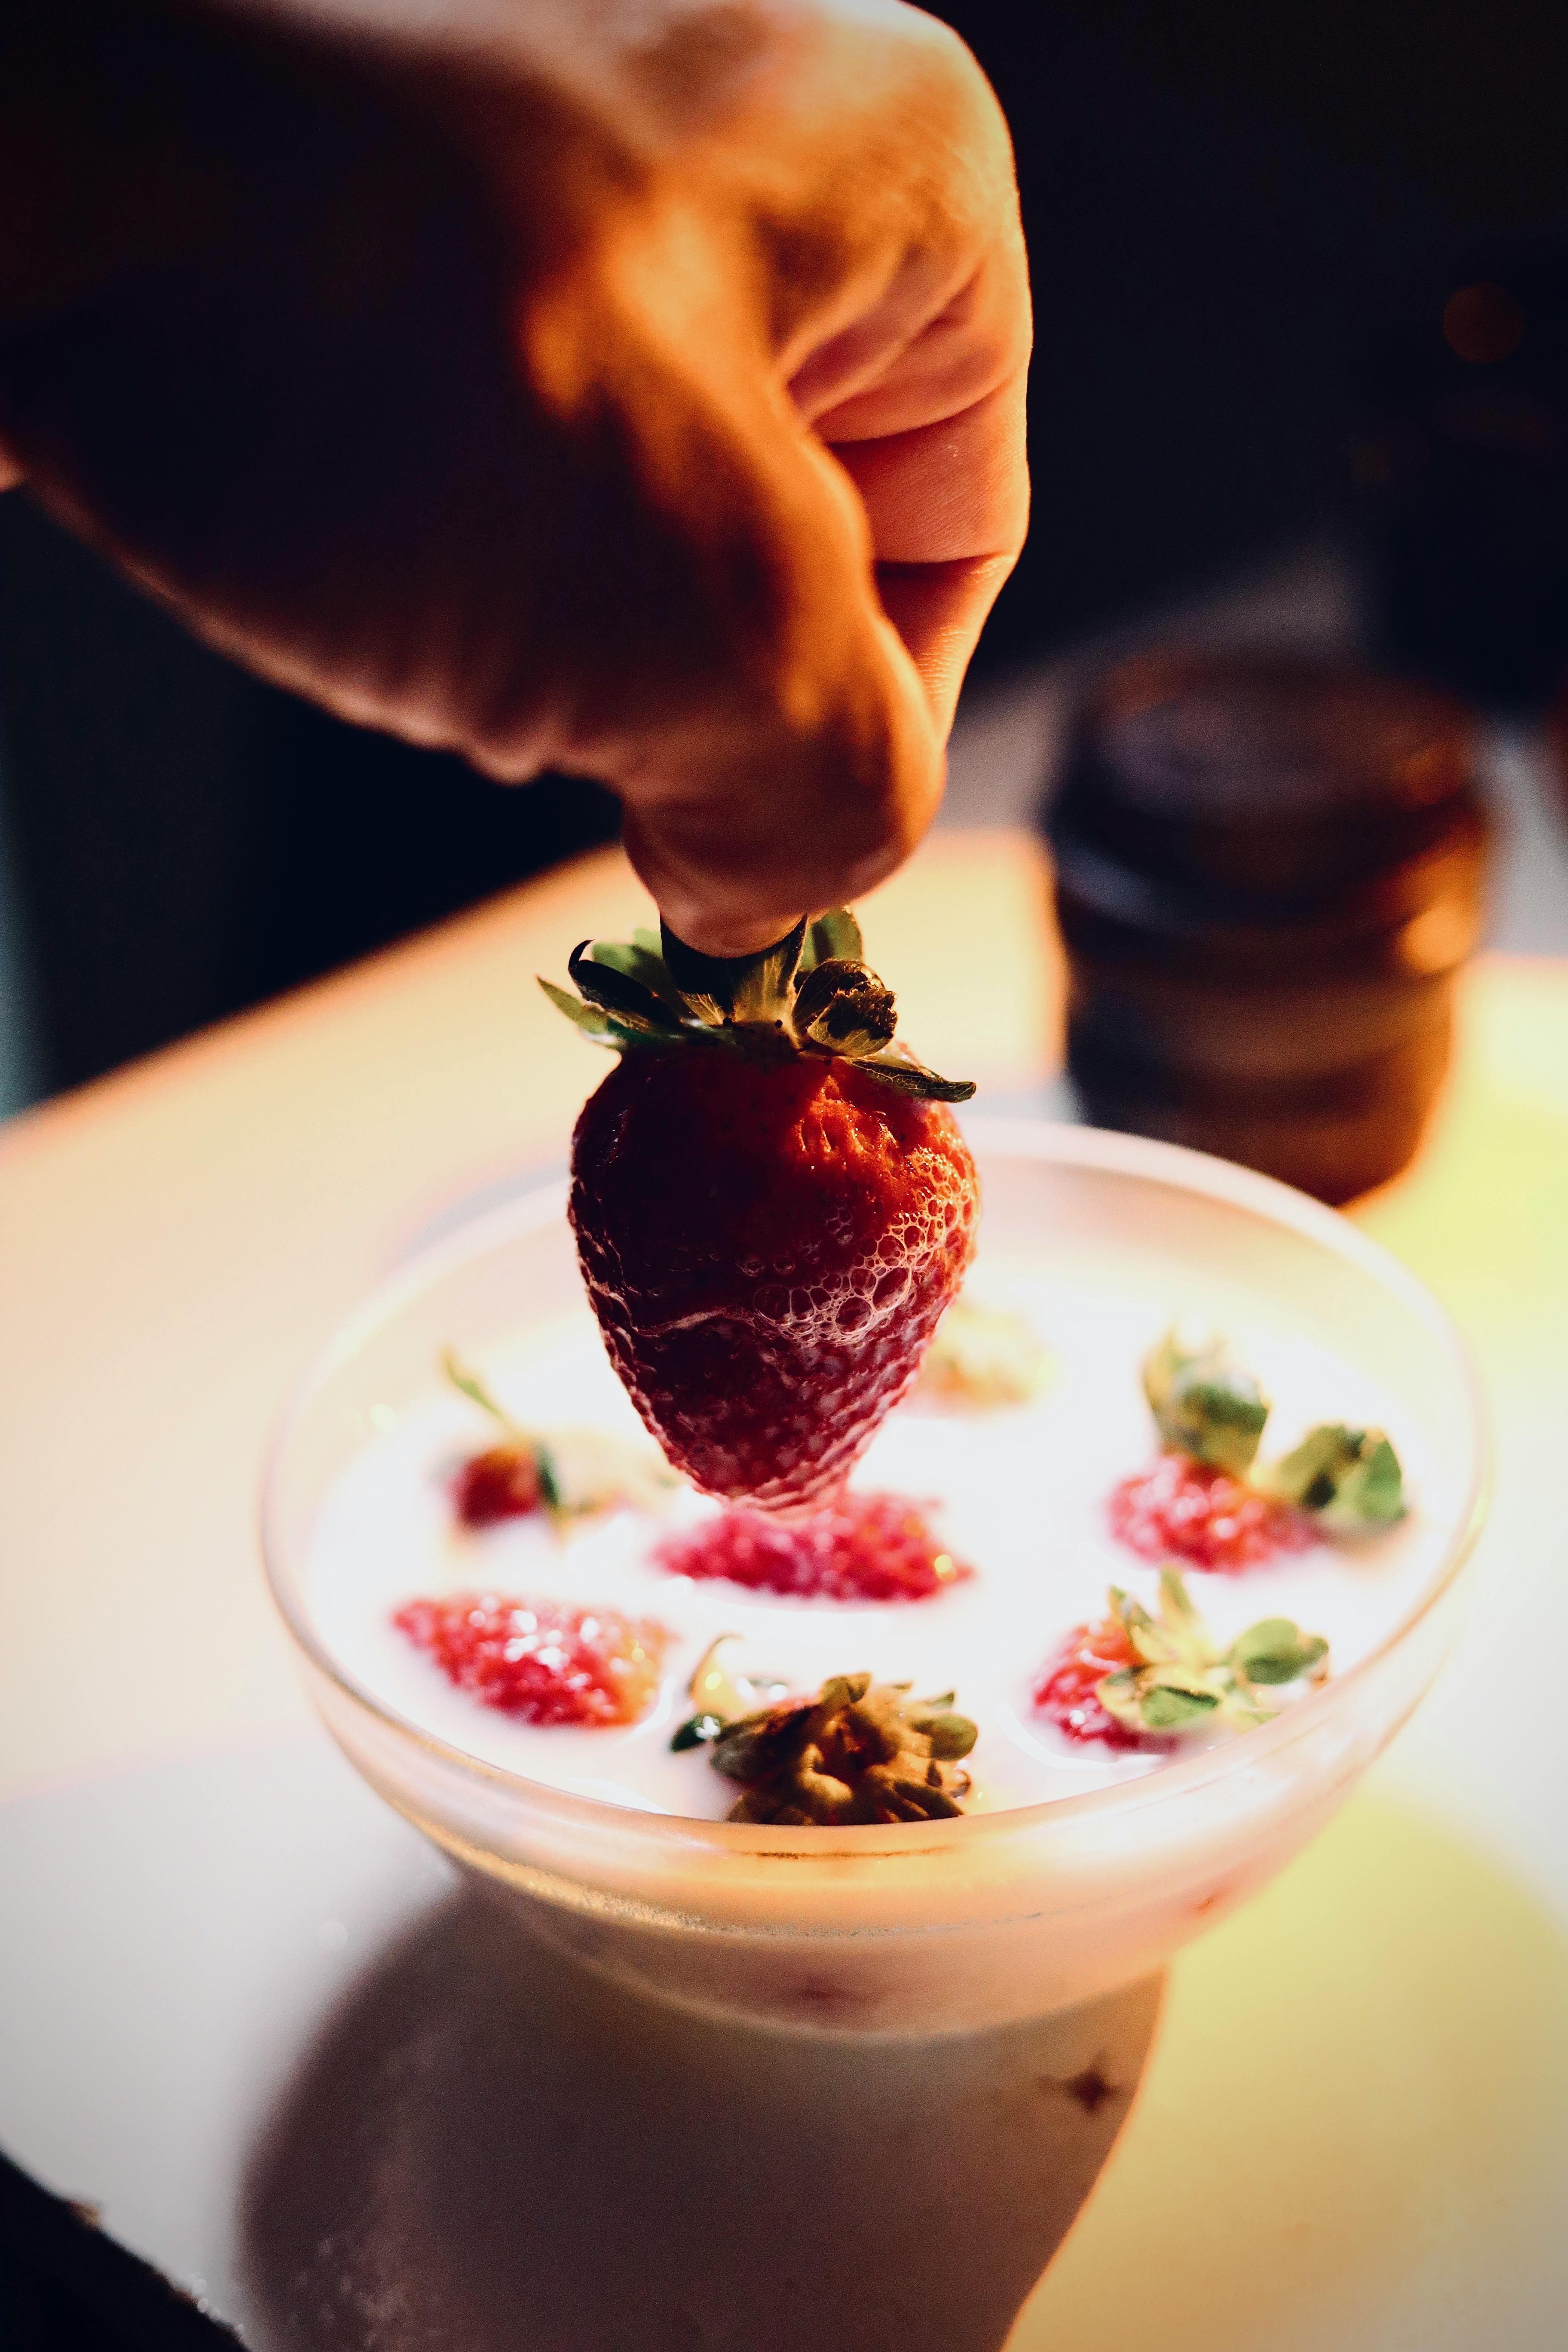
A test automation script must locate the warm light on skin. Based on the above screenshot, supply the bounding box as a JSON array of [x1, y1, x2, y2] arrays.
[[0, 0, 1030, 958]]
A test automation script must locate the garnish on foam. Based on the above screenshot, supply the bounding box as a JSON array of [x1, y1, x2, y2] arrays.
[[444, 1350, 675, 1530], [1110, 1327, 1408, 1567], [546, 909, 980, 1512], [1034, 1570, 1329, 1749], [1252, 1423, 1407, 1532], [914, 1294, 1052, 1409], [394, 1594, 669, 1726], [672, 1637, 977, 1823], [653, 1491, 971, 1603], [1108, 1453, 1311, 1574]]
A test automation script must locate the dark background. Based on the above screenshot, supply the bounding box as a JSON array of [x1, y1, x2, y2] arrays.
[[2, 0, 1565, 1104]]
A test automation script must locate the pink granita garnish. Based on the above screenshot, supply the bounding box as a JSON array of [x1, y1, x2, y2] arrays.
[[393, 1594, 668, 1725], [654, 1491, 971, 1602], [1108, 1452, 1312, 1573]]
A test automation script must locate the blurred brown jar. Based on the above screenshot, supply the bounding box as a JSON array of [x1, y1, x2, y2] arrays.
[[1045, 650, 1490, 1205]]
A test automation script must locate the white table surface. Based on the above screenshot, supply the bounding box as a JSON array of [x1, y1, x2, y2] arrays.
[[5, 645, 1568, 2349]]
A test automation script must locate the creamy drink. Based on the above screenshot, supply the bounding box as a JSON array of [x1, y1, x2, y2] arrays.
[[304, 1251, 1454, 1823], [266, 1130, 1484, 2032]]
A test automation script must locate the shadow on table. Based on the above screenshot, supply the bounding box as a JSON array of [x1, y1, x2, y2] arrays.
[[237, 1886, 1161, 2352]]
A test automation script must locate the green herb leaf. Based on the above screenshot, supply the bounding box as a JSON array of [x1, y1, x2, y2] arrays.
[[1142, 1329, 1269, 1474]]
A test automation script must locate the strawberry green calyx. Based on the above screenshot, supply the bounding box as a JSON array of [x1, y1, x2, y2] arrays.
[[539, 908, 975, 1104], [1144, 1328, 1269, 1476], [1137, 1329, 1409, 1534], [1253, 1424, 1406, 1531], [1097, 1570, 1330, 1736], [444, 1349, 675, 1525], [669, 1633, 790, 1752], [444, 1347, 564, 1515]]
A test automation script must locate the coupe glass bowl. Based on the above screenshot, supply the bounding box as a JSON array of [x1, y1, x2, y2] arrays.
[[262, 1122, 1487, 2037]]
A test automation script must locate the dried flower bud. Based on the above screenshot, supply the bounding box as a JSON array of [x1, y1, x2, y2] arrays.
[[706, 1670, 977, 1825]]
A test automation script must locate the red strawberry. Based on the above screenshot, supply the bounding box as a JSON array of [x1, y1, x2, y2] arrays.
[[654, 1490, 971, 1602], [544, 910, 978, 1510], [442, 1350, 551, 1526], [1032, 1613, 1146, 1750], [1108, 1452, 1311, 1573], [394, 1594, 668, 1726], [455, 1443, 544, 1526]]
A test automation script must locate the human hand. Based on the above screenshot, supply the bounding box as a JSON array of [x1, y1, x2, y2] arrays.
[[0, 0, 1029, 951]]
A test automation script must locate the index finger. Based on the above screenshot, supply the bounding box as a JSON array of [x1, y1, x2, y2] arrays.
[[802, 227, 1033, 732]]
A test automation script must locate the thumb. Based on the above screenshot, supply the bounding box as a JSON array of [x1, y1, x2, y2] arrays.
[[600, 396, 945, 958]]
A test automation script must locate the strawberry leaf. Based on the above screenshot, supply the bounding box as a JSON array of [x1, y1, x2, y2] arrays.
[[1091, 1573, 1329, 1742], [856, 1046, 977, 1102], [567, 942, 682, 1031], [443, 1348, 515, 1429], [537, 978, 672, 1051], [732, 917, 808, 1023], [1228, 1619, 1330, 1685], [803, 907, 864, 968], [660, 917, 805, 1023], [1157, 1567, 1203, 1638], [542, 907, 973, 1095], [793, 958, 897, 1054], [1256, 1424, 1406, 1531], [1138, 1680, 1222, 1731], [583, 937, 688, 1016]]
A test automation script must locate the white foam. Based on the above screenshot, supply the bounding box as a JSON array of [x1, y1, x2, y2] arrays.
[[305, 1248, 1453, 1822]]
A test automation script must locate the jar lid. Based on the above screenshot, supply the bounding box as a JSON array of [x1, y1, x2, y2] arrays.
[[1049, 651, 1477, 897]]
